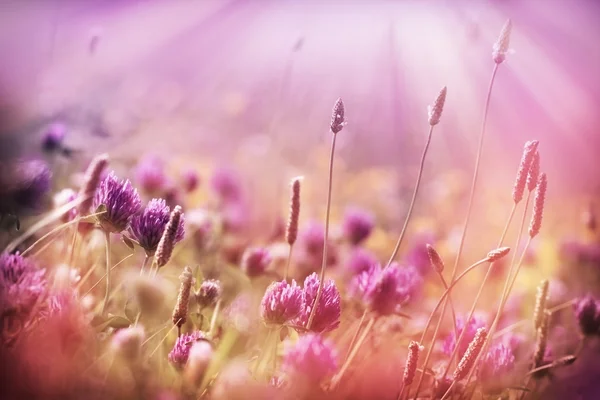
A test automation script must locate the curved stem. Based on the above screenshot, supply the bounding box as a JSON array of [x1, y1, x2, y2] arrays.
[[415, 64, 499, 400], [284, 244, 294, 281], [306, 132, 337, 330], [101, 231, 111, 314], [140, 254, 150, 276], [386, 125, 434, 267], [439, 379, 457, 400], [330, 317, 375, 389], [438, 273, 459, 346]]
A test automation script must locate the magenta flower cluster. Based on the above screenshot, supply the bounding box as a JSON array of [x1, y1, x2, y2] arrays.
[[129, 198, 185, 256], [94, 172, 142, 233], [282, 333, 338, 383], [168, 331, 207, 370]]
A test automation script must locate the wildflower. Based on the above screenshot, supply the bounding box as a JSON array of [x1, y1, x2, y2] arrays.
[[195, 279, 222, 309], [428, 86, 447, 126], [41, 122, 66, 152], [294, 273, 341, 332], [241, 247, 272, 278], [296, 221, 338, 271], [210, 167, 243, 203], [282, 333, 338, 383], [78, 153, 109, 215], [181, 168, 200, 193], [155, 205, 184, 268], [93, 172, 141, 233], [528, 173, 547, 238], [185, 341, 214, 386], [134, 154, 168, 194], [574, 295, 600, 336], [403, 341, 422, 385], [261, 280, 304, 326], [168, 331, 208, 370], [111, 326, 145, 362], [330, 98, 346, 134], [478, 343, 515, 393], [443, 314, 487, 360], [492, 19, 512, 64], [345, 247, 377, 275], [172, 267, 194, 329], [286, 177, 301, 246], [426, 244, 444, 273], [129, 199, 184, 256], [454, 327, 487, 381], [512, 140, 539, 204], [341, 206, 374, 246]]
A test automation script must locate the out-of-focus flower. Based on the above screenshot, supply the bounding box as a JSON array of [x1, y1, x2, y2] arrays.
[[195, 279, 222, 309], [574, 295, 600, 336], [261, 280, 303, 326], [186, 209, 215, 250], [223, 293, 258, 333], [403, 232, 436, 276], [0, 252, 47, 342], [349, 263, 422, 315], [134, 155, 169, 194], [41, 123, 66, 152], [11, 160, 52, 213], [295, 221, 338, 274], [478, 343, 515, 393], [181, 168, 200, 193], [93, 172, 141, 233], [212, 359, 274, 400], [53, 188, 78, 223], [341, 207, 374, 246], [345, 247, 377, 276], [443, 314, 487, 359], [184, 341, 213, 387], [294, 273, 341, 333], [210, 167, 243, 204], [129, 198, 184, 256], [241, 247, 272, 277], [282, 333, 338, 383], [168, 331, 208, 370], [111, 326, 145, 362]]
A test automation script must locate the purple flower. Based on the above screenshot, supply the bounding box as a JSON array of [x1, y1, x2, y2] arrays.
[[282, 333, 338, 383], [443, 314, 487, 359], [13, 160, 52, 212], [478, 343, 515, 393], [210, 167, 243, 203], [0, 252, 47, 341], [345, 247, 377, 276], [294, 273, 341, 333], [93, 171, 141, 233], [296, 221, 338, 273], [195, 279, 222, 309], [41, 123, 66, 152], [342, 207, 374, 245], [261, 280, 304, 326], [181, 168, 200, 193], [134, 155, 168, 194], [129, 198, 185, 256], [168, 331, 207, 370], [574, 295, 600, 336], [241, 247, 272, 277]]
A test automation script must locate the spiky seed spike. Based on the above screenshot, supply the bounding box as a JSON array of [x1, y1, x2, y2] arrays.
[[403, 341, 422, 385], [527, 152, 540, 192], [493, 19, 512, 64], [330, 98, 345, 134], [428, 86, 447, 126], [512, 140, 539, 204], [156, 205, 184, 268], [286, 177, 302, 245], [454, 327, 488, 381], [172, 266, 194, 329], [426, 244, 444, 273], [487, 247, 511, 262], [78, 153, 109, 214], [528, 173, 547, 238], [533, 279, 549, 329], [551, 355, 577, 368], [533, 310, 551, 369]]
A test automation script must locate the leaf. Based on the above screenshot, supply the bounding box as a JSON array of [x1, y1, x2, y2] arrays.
[[122, 235, 135, 250], [124, 299, 139, 322], [106, 314, 132, 329]]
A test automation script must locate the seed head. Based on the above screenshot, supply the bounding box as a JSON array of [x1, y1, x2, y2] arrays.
[[528, 173, 547, 238], [286, 177, 301, 246], [454, 327, 487, 381], [533, 279, 549, 329], [426, 244, 444, 273], [428, 86, 447, 126], [195, 279, 222, 309], [155, 205, 184, 268], [512, 140, 539, 204], [330, 98, 346, 134], [493, 19, 512, 64], [129, 198, 185, 256], [487, 247, 511, 262], [77, 153, 109, 215], [533, 310, 551, 369], [527, 152, 540, 192], [403, 341, 422, 385], [172, 266, 194, 328]]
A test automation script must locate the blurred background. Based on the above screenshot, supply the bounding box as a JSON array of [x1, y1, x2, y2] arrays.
[[1, 0, 599, 244]]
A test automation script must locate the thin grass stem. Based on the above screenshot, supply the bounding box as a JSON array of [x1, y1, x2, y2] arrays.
[[101, 231, 111, 314], [330, 317, 375, 389]]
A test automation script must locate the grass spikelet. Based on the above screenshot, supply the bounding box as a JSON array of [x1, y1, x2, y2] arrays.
[[155, 205, 183, 269], [528, 173, 547, 238], [533, 279, 549, 329]]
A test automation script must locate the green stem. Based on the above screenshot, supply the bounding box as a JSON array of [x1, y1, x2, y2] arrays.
[[306, 132, 337, 330], [386, 125, 434, 267], [101, 231, 111, 314]]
